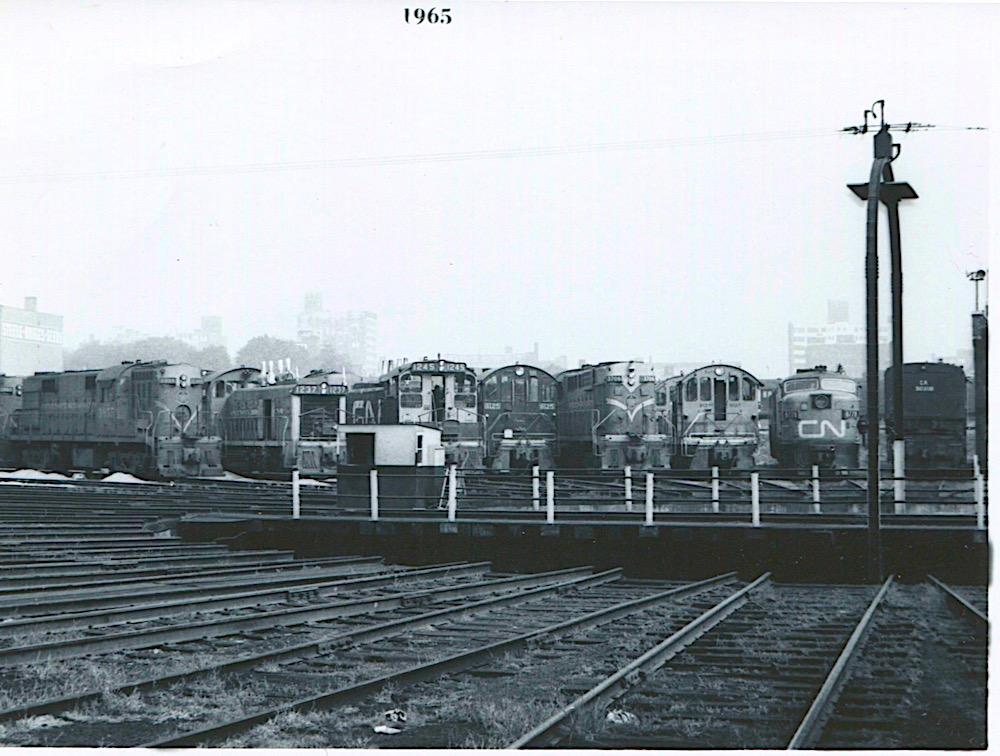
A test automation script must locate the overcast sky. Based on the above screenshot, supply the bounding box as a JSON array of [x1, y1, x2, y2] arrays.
[[1, 1, 994, 376]]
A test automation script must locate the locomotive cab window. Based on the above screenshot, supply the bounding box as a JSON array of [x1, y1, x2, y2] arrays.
[[685, 378, 697, 402], [728, 375, 740, 401], [699, 377, 712, 402], [821, 378, 856, 393], [501, 374, 512, 402], [215, 381, 226, 398], [742, 378, 756, 401], [528, 376, 539, 402], [399, 393, 423, 409], [483, 377, 498, 401], [399, 374, 421, 393]]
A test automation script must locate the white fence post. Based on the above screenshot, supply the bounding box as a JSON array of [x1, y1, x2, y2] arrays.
[[645, 471, 654, 525], [751, 471, 760, 527], [711, 466, 720, 513], [532, 465, 540, 511], [546, 470, 555, 524], [624, 465, 633, 511], [894, 440, 906, 514], [369, 468, 379, 521], [811, 464, 821, 514], [291, 468, 301, 519], [447, 464, 457, 522]]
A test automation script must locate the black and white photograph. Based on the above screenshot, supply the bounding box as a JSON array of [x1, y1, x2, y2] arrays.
[[0, 0, 992, 749]]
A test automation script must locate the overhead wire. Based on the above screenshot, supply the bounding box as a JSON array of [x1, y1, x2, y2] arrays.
[[0, 124, 986, 184]]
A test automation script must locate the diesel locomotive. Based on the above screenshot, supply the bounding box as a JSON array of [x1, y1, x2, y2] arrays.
[[768, 366, 861, 469], [217, 369, 347, 478], [0, 374, 23, 465], [345, 358, 484, 467], [9, 361, 222, 477], [479, 364, 558, 469], [666, 364, 762, 469], [556, 361, 668, 469]]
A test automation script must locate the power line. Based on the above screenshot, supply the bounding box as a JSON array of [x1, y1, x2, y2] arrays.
[[1, 121, 985, 184], [0, 127, 842, 184]]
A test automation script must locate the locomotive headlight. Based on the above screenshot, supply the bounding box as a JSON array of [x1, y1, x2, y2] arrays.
[[714, 367, 724, 376], [812, 394, 831, 410], [179, 374, 189, 388]]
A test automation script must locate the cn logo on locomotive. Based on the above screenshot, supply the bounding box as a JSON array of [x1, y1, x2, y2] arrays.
[[797, 419, 847, 439]]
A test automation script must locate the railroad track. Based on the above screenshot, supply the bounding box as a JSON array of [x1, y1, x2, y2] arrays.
[[0, 567, 739, 746], [511, 577, 987, 750]]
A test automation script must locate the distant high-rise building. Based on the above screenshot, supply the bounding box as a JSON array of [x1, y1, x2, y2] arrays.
[[827, 299, 850, 324], [0, 296, 63, 375], [295, 294, 377, 377], [176, 315, 227, 351], [296, 291, 334, 354], [333, 310, 378, 377], [788, 300, 889, 378]]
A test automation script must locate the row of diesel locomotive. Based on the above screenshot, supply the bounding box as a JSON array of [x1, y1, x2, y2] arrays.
[[479, 360, 765, 470], [768, 366, 862, 469], [4, 360, 349, 479]]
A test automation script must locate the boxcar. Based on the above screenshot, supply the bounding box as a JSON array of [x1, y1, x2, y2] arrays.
[[884, 362, 968, 470]]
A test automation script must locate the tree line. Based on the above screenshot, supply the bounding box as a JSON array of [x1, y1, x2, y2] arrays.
[[64, 335, 350, 376]]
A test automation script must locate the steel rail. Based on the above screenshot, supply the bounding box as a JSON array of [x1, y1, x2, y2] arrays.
[[0, 562, 493, 665], [0, 563, 593, 634], [0, 555, 381, 603], [787, 575, 895, 749], [507, 571, 772, 748], [0, 566, 627, 727], [0, 551, 298, 586], [0, 557, 386, 616], [0, 545, 233, 565], [143, 571, 740, 747], [927, 575, 988, 627]]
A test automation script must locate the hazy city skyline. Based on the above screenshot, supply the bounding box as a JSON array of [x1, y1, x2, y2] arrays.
[[2, 2, 993, 380]]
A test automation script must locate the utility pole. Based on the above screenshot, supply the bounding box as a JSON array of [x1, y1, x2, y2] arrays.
[[846, 101, 918, 582]]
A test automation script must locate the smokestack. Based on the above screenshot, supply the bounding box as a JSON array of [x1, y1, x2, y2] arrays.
[[261, 361, 268, 386], [24, 296, 37, 312], [268, 360, 276, 384]]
